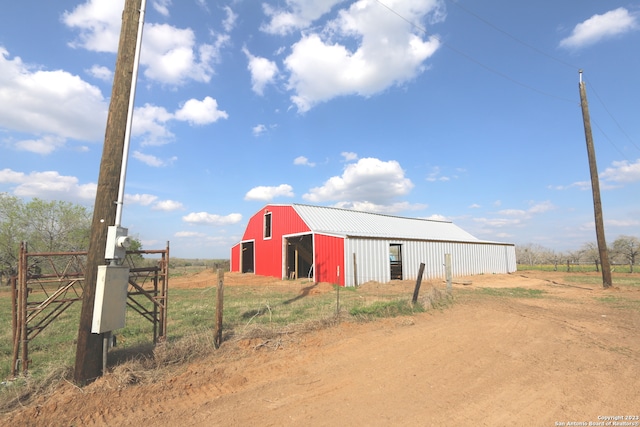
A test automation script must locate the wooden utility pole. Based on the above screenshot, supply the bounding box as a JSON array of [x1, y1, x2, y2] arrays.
[[578, 70, 612, 289], [74, 0, 143, 385]]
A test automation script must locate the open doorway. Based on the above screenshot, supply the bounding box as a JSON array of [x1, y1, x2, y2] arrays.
[[285, 234, 313, 279], [389, 243, 403, 280], [241, 241, 254, 273]]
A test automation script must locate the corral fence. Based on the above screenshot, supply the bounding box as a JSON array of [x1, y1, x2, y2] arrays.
[[10, 241, 170, 377], [517, 260, 635, 273]]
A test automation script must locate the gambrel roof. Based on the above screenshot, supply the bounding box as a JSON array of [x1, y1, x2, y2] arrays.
[[290, 204, 493, 243]]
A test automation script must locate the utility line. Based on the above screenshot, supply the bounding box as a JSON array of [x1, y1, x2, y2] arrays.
[[445, 0, 639, 156], [375, 0, 638, 158], [445, 0, 580, 71], [584, 78, 640, 153], [373, 0, 575, 104]]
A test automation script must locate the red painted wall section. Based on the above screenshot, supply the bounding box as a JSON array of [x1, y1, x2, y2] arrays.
[[230, 243, 240, 272], [314, 234, 345, 286], [241, 205, 311, 279]]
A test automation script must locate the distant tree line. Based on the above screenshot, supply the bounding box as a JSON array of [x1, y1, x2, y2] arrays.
[[0, 193, 144, 285], [516, 235, 639, 273]]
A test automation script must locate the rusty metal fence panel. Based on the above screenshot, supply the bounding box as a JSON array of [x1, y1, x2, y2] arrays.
[[10, 242, 169, 377]]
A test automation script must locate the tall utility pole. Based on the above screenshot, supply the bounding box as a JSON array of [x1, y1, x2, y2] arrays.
[[578, 70, 612, 289], [74, 0, 144, 385]]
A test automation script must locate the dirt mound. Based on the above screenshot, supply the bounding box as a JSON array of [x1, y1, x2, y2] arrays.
[[3, 272, 640, 426]]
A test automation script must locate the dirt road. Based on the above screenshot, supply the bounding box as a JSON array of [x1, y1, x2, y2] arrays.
[[4, 272, 640, 426]]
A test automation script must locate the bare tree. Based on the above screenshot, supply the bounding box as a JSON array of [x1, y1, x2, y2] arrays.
[[612, 235, 639, 273], [516, 244, 555, 267], [579, 242, 601, 272]]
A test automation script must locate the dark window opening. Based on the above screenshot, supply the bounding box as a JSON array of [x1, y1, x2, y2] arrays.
[[241, 241, 254, 273], [264, 212, 272, 239], [390, 244, 403, 280]]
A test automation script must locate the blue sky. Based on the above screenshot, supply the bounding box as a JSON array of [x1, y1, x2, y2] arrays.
[[1, 0, 639, 259]]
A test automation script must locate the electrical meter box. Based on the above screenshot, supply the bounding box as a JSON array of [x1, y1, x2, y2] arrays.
[[91, 264, 130, 333], [105, 226, 131, 261]]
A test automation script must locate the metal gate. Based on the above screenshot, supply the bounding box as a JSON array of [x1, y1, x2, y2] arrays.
[[10, 241, 169, 377]]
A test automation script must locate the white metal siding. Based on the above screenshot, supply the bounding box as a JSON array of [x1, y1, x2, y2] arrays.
[[344, 238, 516, 287]]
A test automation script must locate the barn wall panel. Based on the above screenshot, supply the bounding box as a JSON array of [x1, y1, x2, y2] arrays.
[[343, 238, 516, 287], [230, 243, 240, 272], [244, 205, 311, 279], [314, 234, 345, 286]]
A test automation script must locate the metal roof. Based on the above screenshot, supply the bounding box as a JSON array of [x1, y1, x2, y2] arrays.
[[291, 204, 487, 243]]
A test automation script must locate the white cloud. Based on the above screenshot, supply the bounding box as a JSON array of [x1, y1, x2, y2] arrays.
[[303, 157, 413, 205], [243, 47, 279, 95], [470, 200, 556, 239], [0, 48, 107, 145], [261, 0, 346, 35], [334, 200, 427, 214], [606, 218, 640, 228], [175, 231, 206, 238], [132, 98, 226, 146], [424, 213, 448, 221], [141, 23, 224, 85], [294, 156, 315, 167], [64, 0, 227, 86], [152, 199, 184, 211], [244, 184, 295, 201], [195, 0, 208, 11], [600, 158, 640, 183], [0, 168, 96, 201], [174, 96, 228, 125], [87, 65, 113, 81], [182, 211, 242, 225], [282, 0, 442, 112], [153, 0, 172, 17], [341, 151, 358, 161], [132, 150, 177, 167], [222, 6, 238, 32], [549, 181, 590, 191], [62, 0, 124, 53], [552, 159, 640, 191], [498, 201, 555, 218], [426, 166, 451, 182], [527, 200, 555, 214], [15, 136, 67, 155], [124, 193, 158, 206], [253, 124, 267, 136], [132, 104, 175, 146], [559, 7, 639, 49], [473, 217, 523, 228]]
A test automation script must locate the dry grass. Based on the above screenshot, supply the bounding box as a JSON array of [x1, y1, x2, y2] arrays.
[[0, 364, 72, 414], [0, 278, 451, 414]]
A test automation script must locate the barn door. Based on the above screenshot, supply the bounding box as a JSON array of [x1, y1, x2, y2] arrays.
[[241, 241, 254, 273], [389, 244, 403, 280], [286, 234, 314, 279]]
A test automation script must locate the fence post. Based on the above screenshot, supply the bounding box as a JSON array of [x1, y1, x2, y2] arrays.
[[445, 254, 452, 293], [412, 263, 425, 304], [214, 269, 224, 349], [353, 253, 358, 287]]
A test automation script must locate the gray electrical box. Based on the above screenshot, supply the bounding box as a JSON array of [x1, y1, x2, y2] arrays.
[[105, 226, 131, 261], [91, 264, 130, 333]]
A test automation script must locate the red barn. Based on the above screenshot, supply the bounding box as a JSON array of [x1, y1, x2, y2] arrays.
[[230, 204, 516, 286]]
